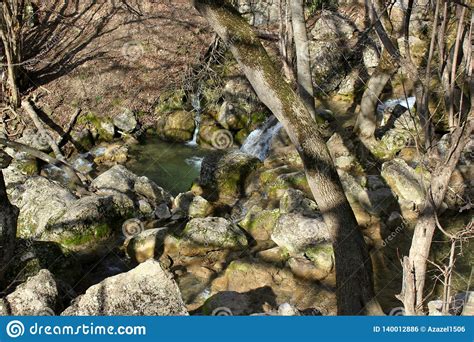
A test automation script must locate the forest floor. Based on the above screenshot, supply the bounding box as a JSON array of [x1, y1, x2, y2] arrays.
[[24, 0, 212, 127]]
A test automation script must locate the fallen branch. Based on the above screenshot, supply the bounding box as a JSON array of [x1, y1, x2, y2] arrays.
[[0, 137, 88, 193], [21, 99, 65, 161]]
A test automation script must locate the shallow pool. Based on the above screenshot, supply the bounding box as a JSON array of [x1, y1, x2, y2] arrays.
[[127, 135, 212, 195]]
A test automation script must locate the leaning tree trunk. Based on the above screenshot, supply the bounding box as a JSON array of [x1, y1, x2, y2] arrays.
[[354, 50, 396, 142], [398, 122, 472, 315], [290, 0, 316, 119], [0, 149, 18, 282], [193, 0, 382, 315]]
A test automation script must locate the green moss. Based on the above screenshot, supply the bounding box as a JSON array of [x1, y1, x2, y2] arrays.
[[60, 223, 111, 247], [18, 159, 38, 175], [155, 89, 187, 114], [227, 261, 250, 273], [239, 207, 280, 240]]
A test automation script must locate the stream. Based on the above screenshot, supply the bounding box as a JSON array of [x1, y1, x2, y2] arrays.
[[127, 135, 212, 195]]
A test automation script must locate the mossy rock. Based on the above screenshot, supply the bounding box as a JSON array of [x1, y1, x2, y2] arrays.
[[305, 242, 335, 272], [79, 112, 115, 142], [239, 206, 280, 241], [200, 150, 261, 205], [155, 88, 188, 114], [56, 223, 112, 249], [156, 110, 195, 142]]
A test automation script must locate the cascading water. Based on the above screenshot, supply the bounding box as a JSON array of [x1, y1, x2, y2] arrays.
[[188, 90, 202, 146], [240, 116, 282, 161]]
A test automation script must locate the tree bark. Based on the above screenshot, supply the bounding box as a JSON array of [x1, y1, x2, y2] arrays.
[[0, 149, 18, 282], [0, 1, 24, 108], [290, 0, 316, 119], [354, 61, 393, 142], [192, 0, 382, 315]]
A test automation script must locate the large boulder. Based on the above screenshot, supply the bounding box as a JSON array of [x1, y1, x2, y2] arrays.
[[16, 176, 76, 239], [200, 150, 261, 205], [134, 176, 172, 205], [125, 228, 168, 263], [178, 217, 248, 256], [381, 158, 427, 206], [113, 108, 137, 133], [91, 165, 137, 194], [45, 195, 115, 250], [61, 260, 188, 316], [156, 110, 195, 143], [0, 270, 58, 316], [239, 206, 280, 241], [271, 213, 330, 253]]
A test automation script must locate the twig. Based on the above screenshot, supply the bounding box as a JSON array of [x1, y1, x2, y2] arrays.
[[57, 107, 82, 147]]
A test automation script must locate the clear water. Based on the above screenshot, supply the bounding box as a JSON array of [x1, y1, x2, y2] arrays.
[[127, 135, 212, 195]]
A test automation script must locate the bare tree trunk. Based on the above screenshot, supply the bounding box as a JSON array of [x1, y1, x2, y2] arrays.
[[193, 0, 382, 315], [278, 0, 295, 82], [398, 122, 473, 315], [354, 71, 391, 141], [448, 5, 467, 130], [0, 149, 18, 282], [290, 0, 316, 119], [0, 1, 25, 108]]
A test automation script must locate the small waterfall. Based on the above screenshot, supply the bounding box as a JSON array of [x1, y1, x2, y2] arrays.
[[188, 91, 202, 146], [241, 116, 282, 161]]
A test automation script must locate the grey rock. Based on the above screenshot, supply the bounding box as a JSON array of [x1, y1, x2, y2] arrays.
[[182, 217, 248, 250], [188, 196, 213, 218], [279, 189, 318, 217], [126, 228, 169, 263], [428, 300, 444, 316], [200, 150, 261, 205], [381, 158, 427, 205], [236, 0, 280, 26], [61, 260, 188, 316], [134, 176, 171, 205], [271, 213, 330, 253], [113, 108, 137, 133], [278, 303, 300, 316], [155, 203, 171, 220], [138, 199, 154, 215], [44, 195, 114, 249], [92, 165, 137, 194], [16, 176, 76, 238], [1, 269, 58, 316]]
